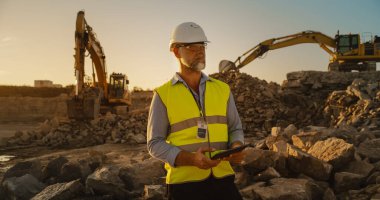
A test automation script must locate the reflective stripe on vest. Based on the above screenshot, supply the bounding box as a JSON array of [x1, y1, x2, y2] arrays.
[[156, 77, 235, 184], [170, 115, 227, 133]]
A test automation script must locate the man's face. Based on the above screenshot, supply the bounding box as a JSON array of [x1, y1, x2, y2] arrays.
[[176, 43, 206, 71]]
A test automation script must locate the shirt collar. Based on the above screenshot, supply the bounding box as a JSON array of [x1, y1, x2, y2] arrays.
[[171, 72, 212, 85]]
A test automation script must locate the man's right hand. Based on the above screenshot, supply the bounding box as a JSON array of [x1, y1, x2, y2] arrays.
[[174, 147, 220, 169], [192, 147, 221, 169]]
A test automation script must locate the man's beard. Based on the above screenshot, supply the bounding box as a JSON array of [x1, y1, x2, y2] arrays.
[[181, 58, 205, 71]]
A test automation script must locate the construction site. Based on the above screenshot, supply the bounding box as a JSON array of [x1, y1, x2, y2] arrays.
[[1, 69, 380, 200], [1, 5, 380, 200]]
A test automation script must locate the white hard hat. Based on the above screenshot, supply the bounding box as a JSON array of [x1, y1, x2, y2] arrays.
[[169, 22, 209, 51]]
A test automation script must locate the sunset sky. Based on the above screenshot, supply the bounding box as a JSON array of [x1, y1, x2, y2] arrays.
[[0, 0, 379, 90]]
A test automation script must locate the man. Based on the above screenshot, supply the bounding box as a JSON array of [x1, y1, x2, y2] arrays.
[[147, 22, 245, 200]]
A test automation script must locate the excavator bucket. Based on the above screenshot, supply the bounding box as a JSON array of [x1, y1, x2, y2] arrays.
[[219, 60, 237, 73], [67, 97, 99, 120]]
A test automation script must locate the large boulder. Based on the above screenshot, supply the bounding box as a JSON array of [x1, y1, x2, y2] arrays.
[[357, 139, 380, 162], [2, 174, 45, 200], [252, 178, 323, 200], [292, 131, 326, 152], [287, 145, 332, 181], [2, 160, 43, 183], [341, 160, 374, 178], [58, 161, 83, 183], [119, 157, 165, 191], [86, 165, 130, 200], [283, 124, 298, 138], [142, 185, 165, 200], [242, 148, 287, 177], [345, 184, 380, 200], [42, 156, 69, 181], [334, 172, 365, 193], [239, 182, 266, 200], [252, 167, 281, 182], [307, 137, 354, 170], [31, 179, 84, 200]]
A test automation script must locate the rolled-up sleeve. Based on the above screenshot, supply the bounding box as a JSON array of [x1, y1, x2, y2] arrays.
[[147, 92, 181, 167], [227, 92, 244, 146]]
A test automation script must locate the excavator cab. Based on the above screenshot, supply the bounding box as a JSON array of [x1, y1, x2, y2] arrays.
[[107, 73, 131, 106], [335, 34, 359, 54], [108, 73, 128, 99]]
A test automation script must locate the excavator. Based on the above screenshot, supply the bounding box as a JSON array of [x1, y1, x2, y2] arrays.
[[219, 30, 380, 73], [67, 11, 131, 120]]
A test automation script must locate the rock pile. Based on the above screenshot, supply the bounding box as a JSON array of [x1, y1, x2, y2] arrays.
[[238, 124, 380, 200], [284, 71, 380, 130], [211, 72, 324, 137], [0, 151, 166, 200], [324, 78, 380, 130], [211, 72, 288, 137], [0, 111, 148, 149], [211, 71, 380, 137], [284, 71, 380, 91]]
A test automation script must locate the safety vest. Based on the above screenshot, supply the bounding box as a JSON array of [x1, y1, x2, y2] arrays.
[[156, 77, 235, 184]]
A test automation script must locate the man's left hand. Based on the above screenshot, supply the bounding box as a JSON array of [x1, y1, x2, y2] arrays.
[[223, 142, 246, 165]]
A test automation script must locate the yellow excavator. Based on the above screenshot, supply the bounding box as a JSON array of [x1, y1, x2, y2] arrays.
[[67, 11, 131, 120], [219, 30, 380, 73]]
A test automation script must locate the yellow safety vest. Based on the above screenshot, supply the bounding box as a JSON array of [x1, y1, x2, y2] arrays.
[[156, 77, 235, 184]]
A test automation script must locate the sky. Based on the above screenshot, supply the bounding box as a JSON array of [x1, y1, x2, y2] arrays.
[[0, 0, 379, 90]]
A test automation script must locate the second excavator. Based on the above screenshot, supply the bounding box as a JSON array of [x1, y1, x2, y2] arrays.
[[219, 30, 380, 73]]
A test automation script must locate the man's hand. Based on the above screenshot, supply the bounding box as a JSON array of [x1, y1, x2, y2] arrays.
[[192, 147, 221, 169], [174, 147, 220, 169], [223, 142, 246, 165]]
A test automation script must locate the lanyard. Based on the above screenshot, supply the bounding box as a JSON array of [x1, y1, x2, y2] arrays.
[[187, 86, 204, 119], [185, 84, 213, 161]]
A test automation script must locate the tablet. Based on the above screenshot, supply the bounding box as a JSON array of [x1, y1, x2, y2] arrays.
[[211, 144, 250, 160]]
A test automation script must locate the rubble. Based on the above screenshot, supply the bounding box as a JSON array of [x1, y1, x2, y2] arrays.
[[211, 71, 380, 136], [211, 72, 289, 137], [0, 152, 162, 199], [0, 110, 148, 149], [324, 79, 380, 130]]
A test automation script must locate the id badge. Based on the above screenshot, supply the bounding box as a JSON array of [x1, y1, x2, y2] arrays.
[[197, 118, 208, 139]]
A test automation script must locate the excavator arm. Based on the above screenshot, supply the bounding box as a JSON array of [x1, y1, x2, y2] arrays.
[[74, 11, 86, 95], [220, 31, 337, 72], [84, 23, 108, 98], [75, 11, 108, 98]]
